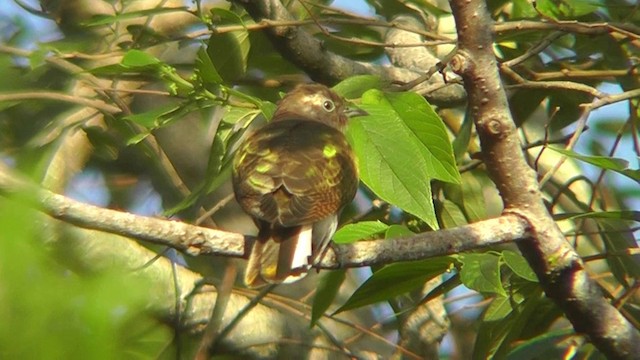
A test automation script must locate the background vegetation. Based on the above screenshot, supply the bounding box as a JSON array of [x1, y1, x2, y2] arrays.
[[0, 0, 639, 358]]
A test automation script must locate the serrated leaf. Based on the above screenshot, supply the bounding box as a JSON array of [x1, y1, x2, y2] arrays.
[[459, 253, 506, 296], [334, 257, 453, 314], [548, 147, 640, 182], [348, 115, 437, 228], [311, 270, 346, 327], [347, 89, 462, 230], [502, 250, 538, 282], [384, 91, 460, 184], [333, 221, 388, 244], [207, 9, 250, 82], [332, 75, 385, 99]]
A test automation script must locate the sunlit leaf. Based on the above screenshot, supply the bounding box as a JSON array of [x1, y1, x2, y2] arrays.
[[335, 257, 453, 314], [459, 253, 506, 296], [348, 90, 459, 229], [502, 250, 538, 282], [333, 221, 388, 244], [548, 147, 640, 182], [332, 75, 385, 99], [121, 49, 161, 68]]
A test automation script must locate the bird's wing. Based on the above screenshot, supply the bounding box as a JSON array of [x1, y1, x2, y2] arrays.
[[233, 119, 358, 227]]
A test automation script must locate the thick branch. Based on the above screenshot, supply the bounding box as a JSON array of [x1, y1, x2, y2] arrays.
[[448, 0, 640, 358], [0, 162, 530, 269], [234, 0, 466, 106]]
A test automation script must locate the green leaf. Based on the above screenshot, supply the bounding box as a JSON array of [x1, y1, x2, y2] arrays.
[[196, 46, 223, 85], [82, 7, 188, 26], [439, 199, 468, 228], [259, 101, 277, 120], [554, 210, 640, 222], [311, 270, 346, 327], [334, 257, 453, 314], [383, 91, 460, 184], [123, 104, 180, 129], [121, 49, 161, 68], [333, 221, 389, 244], [507, 329, 575, 360], [502, 250, 538, 282], [348, 115, 437, 228], [474, 282, 548, 359], [548, 146, 640, 182], [452, 110, 473, 160], [460, 171, 488, 222], [348, 89, 459, 229], [126, 132, 150, 146], [483, 294, 513, 322], [600, 222, 640, 288], [332, 75, 385, 99], [207, 9, 251, 82], [385, 224, 414, 238], [534, 0, 561, 19], [459, 253, 506, 296], [443, 170, 489, 224], [0, 202, 170, 358]]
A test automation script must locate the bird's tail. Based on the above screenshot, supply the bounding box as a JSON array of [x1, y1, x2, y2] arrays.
[[244, 216, 337, 288]]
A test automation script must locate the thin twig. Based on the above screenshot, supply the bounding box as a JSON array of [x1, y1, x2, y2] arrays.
[[0, 91, 122, 114]]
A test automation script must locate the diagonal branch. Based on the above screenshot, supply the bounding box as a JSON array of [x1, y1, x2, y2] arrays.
[[448, 0, 640, 358], [232, 0, 466, 107]]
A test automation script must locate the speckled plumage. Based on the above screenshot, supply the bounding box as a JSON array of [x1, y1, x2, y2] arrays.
[[232, 84, 361, 287]]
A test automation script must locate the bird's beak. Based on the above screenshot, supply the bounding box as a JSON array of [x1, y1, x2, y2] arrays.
[[344, 105, 368, 118]]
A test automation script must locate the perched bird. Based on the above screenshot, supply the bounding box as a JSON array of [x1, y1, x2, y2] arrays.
[[232, 83, 363, 287]]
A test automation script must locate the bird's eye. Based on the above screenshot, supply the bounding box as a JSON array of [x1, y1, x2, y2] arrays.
[[322, 100, 335, 112]]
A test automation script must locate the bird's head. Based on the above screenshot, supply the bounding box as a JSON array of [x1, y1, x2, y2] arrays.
[[271, 83, 366, 131]]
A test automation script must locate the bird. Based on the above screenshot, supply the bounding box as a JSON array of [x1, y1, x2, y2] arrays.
[[232, 83, 364, 287]]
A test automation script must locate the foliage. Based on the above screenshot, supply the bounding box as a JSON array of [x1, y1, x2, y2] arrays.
[[0, 200, 172, 359], [0, 0, 639, 358]]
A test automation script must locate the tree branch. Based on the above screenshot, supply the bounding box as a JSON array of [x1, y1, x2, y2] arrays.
[[0, 91, 122, 114], [448, 0, 640, 358], [233, 0, 466, 107], [0, 162, 530, 270]]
